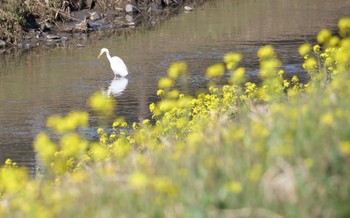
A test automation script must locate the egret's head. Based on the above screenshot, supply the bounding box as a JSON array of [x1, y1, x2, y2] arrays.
[[98, 48, 108, 59]]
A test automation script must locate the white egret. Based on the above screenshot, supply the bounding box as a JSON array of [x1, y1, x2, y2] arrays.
[[97, 48, 128, 77]]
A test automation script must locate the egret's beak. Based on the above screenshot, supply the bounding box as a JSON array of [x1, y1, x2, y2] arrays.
[[97, 53, 102, 59]]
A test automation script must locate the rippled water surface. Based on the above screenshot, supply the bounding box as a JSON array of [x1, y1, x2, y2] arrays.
[[1, 0, 350, 171]]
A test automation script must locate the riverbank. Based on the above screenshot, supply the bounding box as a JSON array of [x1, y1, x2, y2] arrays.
[[0, 0, 206, 54]]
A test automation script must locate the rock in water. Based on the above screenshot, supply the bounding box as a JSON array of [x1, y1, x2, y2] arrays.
[[125, 4, 139, 14], [184, 5, 193, 11], [90, 12, 102, 21], [0, 40, 6, 47], [163, 0, 171, 5], [46, 34, 60, 40]]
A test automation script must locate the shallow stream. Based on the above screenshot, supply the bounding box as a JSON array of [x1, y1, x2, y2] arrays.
[[1, 0, 350, 171]]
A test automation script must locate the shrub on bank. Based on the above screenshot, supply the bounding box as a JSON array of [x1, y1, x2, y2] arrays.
[[1, 17, 350, 218]]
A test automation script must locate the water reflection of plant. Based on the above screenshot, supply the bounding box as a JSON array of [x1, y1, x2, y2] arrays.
[[1, 17, 350, 218]]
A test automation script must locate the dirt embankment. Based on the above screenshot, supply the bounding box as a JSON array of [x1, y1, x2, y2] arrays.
[[0, 0, 206, 53]]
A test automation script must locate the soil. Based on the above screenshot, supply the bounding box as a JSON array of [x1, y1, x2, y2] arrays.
[[0, 0, 207, 55]]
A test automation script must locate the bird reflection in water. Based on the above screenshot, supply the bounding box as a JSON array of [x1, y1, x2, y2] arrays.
[[102, 76, 129, 97]]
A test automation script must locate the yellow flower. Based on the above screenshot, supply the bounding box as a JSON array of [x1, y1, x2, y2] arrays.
[[224, 181, 243, 193], [0, 167, 29, 194], [88, 91, 116, 116], [113, 139, 132, 157], [157, 89, 164, 96], [142, 119, 150, 125], [327, 36, 340, 47], [339, 141, 350, 155], [224, 53, 242, 70], [338, 17, 350, 37], [313, 44, 321, 53], [128, 171, 149, 189], [34, 132, 57, 165], [167, 89, 180, 99], [112, 118, 126, 128], [247, 164, 262, 182], [298, 43, 311, 56], [151, 176, 177, 196], [158, 77, 174, 89], [303, 58, 317, 71], [291, 75, 299, 83], [90, 143, 108, 161], [317, 29, 332, 44], [278, 69, 284, 77], [283, 80, 290, 88], [47, 115, 66, 133], [97, 127, 104, 134], [320, 112, 334, 126], [257, 45, 275, 59], [230, 67, 245, 84], [149, 103, 156, 113], [60, 133, 88, 157], [205, 63, 225, 78], [304, 158, 314, 168], [168, 62, 187, 79], [158, 99, 176, 111]]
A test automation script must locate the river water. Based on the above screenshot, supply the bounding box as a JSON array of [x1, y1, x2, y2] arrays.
[[1, 0, 350, 171]]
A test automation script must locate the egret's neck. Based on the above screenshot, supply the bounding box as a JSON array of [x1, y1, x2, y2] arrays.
[[105, 50, 112, 61]]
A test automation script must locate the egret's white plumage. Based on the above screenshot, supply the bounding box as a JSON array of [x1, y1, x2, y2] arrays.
[[98, 48, 128, 77]]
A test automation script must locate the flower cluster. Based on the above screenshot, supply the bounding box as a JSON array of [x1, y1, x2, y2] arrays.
[[1, 18, 350, 218]]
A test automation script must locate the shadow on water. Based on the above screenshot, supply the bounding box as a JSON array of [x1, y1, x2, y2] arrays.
[[1, 0, 350, 172]]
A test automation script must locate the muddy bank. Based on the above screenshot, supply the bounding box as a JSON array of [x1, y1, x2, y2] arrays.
[[0, 0, 207, 54]]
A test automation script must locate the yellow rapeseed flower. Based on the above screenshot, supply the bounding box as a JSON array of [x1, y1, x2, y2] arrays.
[[317, 29, 332, 44], [168, 62, 187, 79], [158, 99, 176, 111], [291, 75, 299, 83], [224, 53, 242, 70], [304, 158, 314, 169], [339, 141, 350, 155], [158, 77, 174, 89], [278, 69, 284, 77], [338, 17, 350, 37], [298, 43, 311, 56], [283, 80, 290, 88], [225, 181, 242, 194], [88, 91, 116, 116], [142, 119, 150, 125], [313, 44, 321, 53], [47, 115, 67, 134], [157, 89, 164, 96], [151, 176, 177, 196], [205, 63, 225, 78], [65, 111, 89, 130], [320, 112, 334, 126], [327, 36, 340, 47], [128, 171, 149, 189], [303, 58, 317, 71], [149, 103, 156, 113], [34, 132, 57, 164], [247, 164, 262, 182], [89, 143, 108, 161], [113, 139, 132, 157], [71, 171, 87, 184], [230, 67, 245, 84], [0, 167, 28, 194], [60, 133, 88, 157], [167, 89, 180, 99], [257, 45, 275, 59]]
